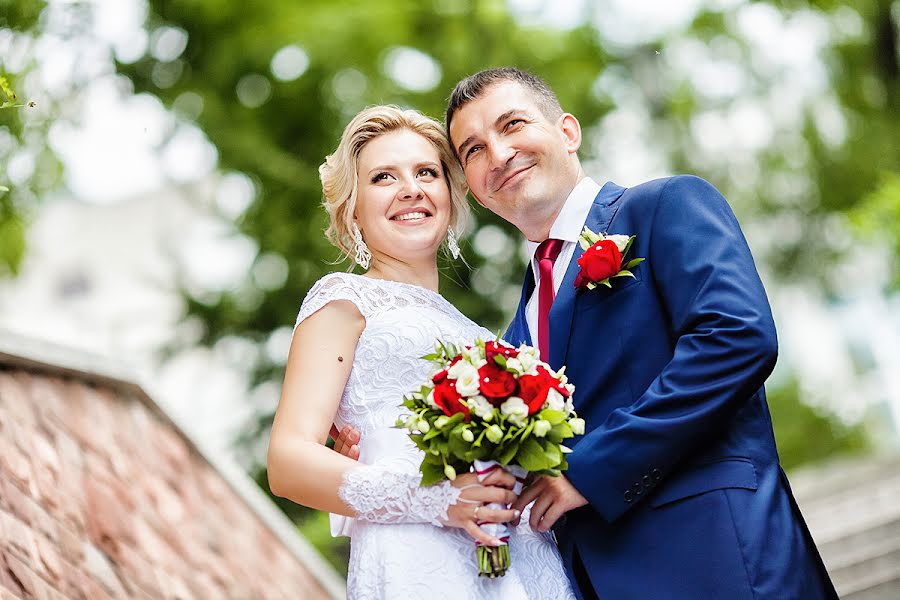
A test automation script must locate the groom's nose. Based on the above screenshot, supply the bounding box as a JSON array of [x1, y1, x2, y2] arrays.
[[488, 140, 516, 171]]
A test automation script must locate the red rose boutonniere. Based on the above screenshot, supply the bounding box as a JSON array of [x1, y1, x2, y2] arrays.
[[573, 226, 645, 290]]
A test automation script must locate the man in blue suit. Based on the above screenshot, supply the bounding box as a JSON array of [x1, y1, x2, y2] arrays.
[[445, 67, 838, 599]]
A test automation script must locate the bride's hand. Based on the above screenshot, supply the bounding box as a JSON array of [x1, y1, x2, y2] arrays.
[[444, 469, 520, 546]]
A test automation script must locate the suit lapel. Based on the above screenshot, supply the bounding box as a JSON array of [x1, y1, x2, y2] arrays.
[[548, 181, 627, 368]]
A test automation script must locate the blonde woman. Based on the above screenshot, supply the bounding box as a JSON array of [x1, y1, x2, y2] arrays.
[[267, 106, 575, 599]]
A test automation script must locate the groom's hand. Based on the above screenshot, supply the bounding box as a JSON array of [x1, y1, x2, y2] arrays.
[[330, 424, 360, 461], [511, 474, 588, 532]]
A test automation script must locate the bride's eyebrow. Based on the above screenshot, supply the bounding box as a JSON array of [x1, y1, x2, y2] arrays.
[[367, 164, 396, 173]]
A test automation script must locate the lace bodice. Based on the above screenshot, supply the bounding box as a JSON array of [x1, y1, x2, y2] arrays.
[[295, 272, 491, 435], [294, 272, 576, 600]]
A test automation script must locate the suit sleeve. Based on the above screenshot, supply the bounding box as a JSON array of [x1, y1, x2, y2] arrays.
[[565, 175, 778, 523]]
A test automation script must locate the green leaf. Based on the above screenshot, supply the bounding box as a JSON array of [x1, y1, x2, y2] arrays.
[[537, 409, 566, 425], [515, 437, 554, 472], [497, 440, 520, 465], [625, 257, 645, 270], [420, 461, 446, 487], [422, 426, 442, 441], [542, 441, 562, 466], [612, 269, 634, 278], [579, 237, 591, 251], [0, 186, 8, 192], [621, 235, 635, 258], [0, 76, 15, 102], [494, 354, 507, 368], [445, 412, 465, 428], [600, 279, 613, 288], [448, 425, 471, 458], [549, 422, 574, 443]]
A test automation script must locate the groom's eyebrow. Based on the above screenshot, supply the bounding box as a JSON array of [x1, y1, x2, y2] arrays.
[[456, 109, 529, 158]]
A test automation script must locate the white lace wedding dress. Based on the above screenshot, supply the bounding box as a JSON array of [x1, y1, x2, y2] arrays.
[[294, 272, 577, 600]]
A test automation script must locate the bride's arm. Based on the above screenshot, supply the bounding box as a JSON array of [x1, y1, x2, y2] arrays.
[[267, 298, 365, 516], [267, 299, 519, 543]]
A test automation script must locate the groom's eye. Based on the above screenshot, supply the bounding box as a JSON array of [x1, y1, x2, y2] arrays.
[[465, 145, 482, 160], [504, 119, 524, 131]]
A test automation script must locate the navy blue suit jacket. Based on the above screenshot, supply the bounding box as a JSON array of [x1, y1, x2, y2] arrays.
[[504, 176, 837, 599]]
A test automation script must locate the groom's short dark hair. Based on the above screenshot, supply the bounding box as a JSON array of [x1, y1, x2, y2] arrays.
[[445, 67, 563, 133]]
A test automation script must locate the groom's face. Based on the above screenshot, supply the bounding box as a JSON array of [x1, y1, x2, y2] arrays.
[[448, 81, 576, 231]]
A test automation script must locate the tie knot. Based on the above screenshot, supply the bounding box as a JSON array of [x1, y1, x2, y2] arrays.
[[535, 238, 564, 263]]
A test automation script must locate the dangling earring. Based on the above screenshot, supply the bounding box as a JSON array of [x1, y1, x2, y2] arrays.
[[447, 228, 461, 260], [352, 223, 371, 269]]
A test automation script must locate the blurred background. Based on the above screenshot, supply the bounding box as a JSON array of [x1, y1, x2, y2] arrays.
[[1, 0, 898, 577]]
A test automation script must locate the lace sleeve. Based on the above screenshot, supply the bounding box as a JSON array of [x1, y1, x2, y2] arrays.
[[338, 465, 461, 526], [294, 273, 367, 331]]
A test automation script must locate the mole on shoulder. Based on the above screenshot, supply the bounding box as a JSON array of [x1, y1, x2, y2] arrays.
[[338, 356, 344, 362]]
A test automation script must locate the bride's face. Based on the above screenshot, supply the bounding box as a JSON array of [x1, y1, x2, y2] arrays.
[[354, 129, 452, 263]]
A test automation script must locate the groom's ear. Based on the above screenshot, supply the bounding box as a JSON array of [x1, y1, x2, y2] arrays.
[[557, 113, 582, 155]]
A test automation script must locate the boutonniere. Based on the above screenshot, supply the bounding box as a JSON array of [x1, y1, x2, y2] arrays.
[[574, 226, 645, 290]]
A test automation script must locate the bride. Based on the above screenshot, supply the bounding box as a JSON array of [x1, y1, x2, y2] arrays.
[[267, 106, 576, 599]]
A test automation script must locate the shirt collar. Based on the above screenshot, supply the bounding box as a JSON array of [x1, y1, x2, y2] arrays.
[[525, 176, 602, 263]]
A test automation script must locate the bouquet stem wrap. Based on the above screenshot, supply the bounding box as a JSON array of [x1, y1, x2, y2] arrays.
[[473, 459, 528, 578]]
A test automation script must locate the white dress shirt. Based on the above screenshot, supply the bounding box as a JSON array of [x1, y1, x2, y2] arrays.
[[525, 176, 602, 349]]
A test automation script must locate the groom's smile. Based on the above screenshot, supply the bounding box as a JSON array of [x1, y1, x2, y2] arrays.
[[493, 161, 536, 193]]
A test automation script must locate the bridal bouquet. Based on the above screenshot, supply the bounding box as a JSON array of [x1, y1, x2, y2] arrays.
[[397, 338, 583, 578]]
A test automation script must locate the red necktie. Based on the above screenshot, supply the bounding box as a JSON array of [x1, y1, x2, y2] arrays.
[[536, 238, 564, 363]]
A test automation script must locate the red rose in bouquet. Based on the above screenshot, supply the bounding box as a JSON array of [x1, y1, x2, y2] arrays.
[[431, 379, 469, 420], [517, 365, 570, 415], [478, 362, 517, 402]]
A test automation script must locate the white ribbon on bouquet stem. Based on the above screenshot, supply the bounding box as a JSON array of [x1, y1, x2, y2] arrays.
[[473, 459, 528, 544]]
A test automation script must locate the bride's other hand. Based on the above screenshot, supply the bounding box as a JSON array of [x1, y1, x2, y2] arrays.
[[445, 471, 520, 546], [330, 424, 360, 461]]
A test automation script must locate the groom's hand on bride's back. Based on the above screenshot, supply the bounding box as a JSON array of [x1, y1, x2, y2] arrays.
[[330, 424, 360, 461]]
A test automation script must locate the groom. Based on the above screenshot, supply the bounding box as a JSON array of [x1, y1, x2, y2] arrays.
[[442, 67, 838, 599]]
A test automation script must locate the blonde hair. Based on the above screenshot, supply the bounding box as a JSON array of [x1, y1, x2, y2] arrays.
[[319, 105, 469, 262]]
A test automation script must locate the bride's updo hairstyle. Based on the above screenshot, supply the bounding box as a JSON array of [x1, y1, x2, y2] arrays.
[[319, 105, 469, 262]]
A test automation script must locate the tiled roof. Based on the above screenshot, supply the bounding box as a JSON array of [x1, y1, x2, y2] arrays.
[[0, 333, 345, 599]]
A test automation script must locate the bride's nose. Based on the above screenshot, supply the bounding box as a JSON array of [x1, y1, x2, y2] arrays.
[[397, 178, 425, 201]]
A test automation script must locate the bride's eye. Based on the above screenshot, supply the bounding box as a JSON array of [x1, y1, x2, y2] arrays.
[[418, 167, 439, 178], [371, 172, 392, 183]]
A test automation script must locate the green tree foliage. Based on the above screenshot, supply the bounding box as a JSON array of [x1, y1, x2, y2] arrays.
[[767, 378, 869, 471], [851, 171, 900, 289], [0, 0, 45, 276]]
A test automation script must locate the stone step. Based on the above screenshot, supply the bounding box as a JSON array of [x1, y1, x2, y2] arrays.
[[818, 517, 900, 570], [843, 577, 900, 600], [830, 543, 900, 597], [798, 476, 900, 545], [791, 456, 900, 503]]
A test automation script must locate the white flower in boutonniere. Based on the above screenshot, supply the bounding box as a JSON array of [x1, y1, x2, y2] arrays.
[[574, 226, 646, 291]]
